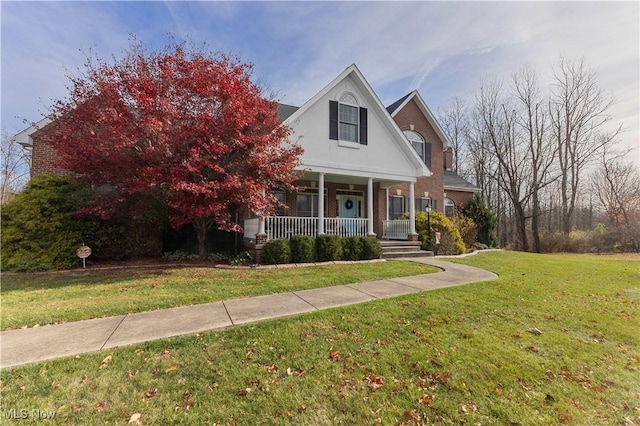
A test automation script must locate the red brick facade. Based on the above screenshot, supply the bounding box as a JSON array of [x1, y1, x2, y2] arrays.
[[30, 131, 68, 178], [388, 98, 446, 214]]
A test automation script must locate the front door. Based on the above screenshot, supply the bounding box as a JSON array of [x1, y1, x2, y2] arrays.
[[341, 195, 358, 219]]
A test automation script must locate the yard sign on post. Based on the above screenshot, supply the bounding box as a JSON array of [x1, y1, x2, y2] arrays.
[[76, 245, 92, 268]]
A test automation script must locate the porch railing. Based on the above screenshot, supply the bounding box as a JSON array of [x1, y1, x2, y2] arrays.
[[267, 216, 318, 240], [244, 216, 370, 241], [324, 218, 368, 237], [381, 219, 411, 240]]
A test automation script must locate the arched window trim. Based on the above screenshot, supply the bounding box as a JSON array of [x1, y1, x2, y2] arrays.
[[403, 129, 431, 167], [444, 197, 456, 217]]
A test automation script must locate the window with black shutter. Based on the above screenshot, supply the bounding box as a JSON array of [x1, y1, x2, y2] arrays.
[[330, 93, 368, 145]]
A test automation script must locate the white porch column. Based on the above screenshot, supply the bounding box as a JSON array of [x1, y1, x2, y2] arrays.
[[317, 173, 325, 235], [409, 182, 417, 236], [367, 177, 375, 236]]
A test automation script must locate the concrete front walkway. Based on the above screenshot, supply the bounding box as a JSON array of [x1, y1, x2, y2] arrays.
[[0, 257, 497, 369]]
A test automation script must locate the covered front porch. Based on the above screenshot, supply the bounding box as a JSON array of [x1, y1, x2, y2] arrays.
[[243, 171, 418, 243]]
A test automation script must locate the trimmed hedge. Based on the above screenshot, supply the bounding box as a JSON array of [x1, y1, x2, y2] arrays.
[[342, 236, 364, 261], [290, 234, 315, 263], [315, 234, 343, 262], [360, 237, 382, 260], [261, 238, 291, 264], [260, 235, 382, 265]]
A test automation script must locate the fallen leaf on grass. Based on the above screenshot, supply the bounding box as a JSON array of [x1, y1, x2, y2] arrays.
[[128, 413, 141, 424], [95, 401, 107, 412], [421, 394, 433, 406], [364, 374, 384, 391], [144, 388, 158, 400], [165, 365, 178, 373], [558, 411, 573, 422], [237, 388, 252, 396], [527, 328, 542, 335], [329, 349, 343, 361], [99, 355, 112, 369]]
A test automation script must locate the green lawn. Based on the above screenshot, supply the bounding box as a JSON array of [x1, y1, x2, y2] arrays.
[[1, 252, 638, 425], [0, 261, 437, 330]]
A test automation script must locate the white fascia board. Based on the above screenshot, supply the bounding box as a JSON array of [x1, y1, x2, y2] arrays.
[[11, 117, 52, 147], [389, 91, 451, 149]]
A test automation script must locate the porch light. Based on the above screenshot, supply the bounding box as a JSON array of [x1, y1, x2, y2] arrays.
[[396, 189, 402, 196]]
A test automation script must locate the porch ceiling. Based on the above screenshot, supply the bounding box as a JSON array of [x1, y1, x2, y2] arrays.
[[301, 171, 411, 189]]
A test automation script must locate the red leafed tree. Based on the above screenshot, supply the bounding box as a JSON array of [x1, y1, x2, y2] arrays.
[[47, 41, 302, 258]]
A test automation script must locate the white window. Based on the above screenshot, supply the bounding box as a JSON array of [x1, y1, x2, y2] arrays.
[[339, 93, 359, 142], [444, 197, 455, 217], [404, 130, 431, 168]]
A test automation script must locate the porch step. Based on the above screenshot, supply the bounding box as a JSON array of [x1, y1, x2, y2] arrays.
[[379, 240, 433, 259]]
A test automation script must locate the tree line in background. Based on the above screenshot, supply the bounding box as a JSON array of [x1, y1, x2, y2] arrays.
[[438, 57, 639, 253]]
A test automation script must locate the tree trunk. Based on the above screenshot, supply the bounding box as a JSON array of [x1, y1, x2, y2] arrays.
[[514, 202, 528, 252], [193, 217, 212, 260], [531, 188, 541, 253]]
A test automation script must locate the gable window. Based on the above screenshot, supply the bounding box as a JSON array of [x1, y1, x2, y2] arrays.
[[330, 93, 368, 145], [404, 130, 431, 168]]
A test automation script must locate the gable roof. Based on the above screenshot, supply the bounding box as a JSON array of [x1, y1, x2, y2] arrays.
[[12, 117, 52, 148], [385, 93, 412, 115], [284, 64, 430, 180], [277, 103, 299, 121], [444, 170, 479, 193], [387, 90, 450, 149]]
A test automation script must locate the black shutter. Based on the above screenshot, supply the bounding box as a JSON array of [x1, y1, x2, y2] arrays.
[[359, 107, 368, 145], [329, 101, 338, 140], [425, 142, 432, 168], [431, 199, 438, 212]]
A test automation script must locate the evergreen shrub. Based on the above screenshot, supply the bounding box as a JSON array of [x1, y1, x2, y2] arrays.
[[1, 175, 94, 271], [290, 235, 315, 263], [360, 237, 382, 260], [315, 234, 343, 262], [261, 238, 291, 264], [341, 236, 364, 261]]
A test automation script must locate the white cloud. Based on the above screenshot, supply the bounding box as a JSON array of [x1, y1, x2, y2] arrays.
[[2, 1, 637, 154]]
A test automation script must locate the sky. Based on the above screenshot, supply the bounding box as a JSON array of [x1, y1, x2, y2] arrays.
[[2, 1, 639, 158]]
